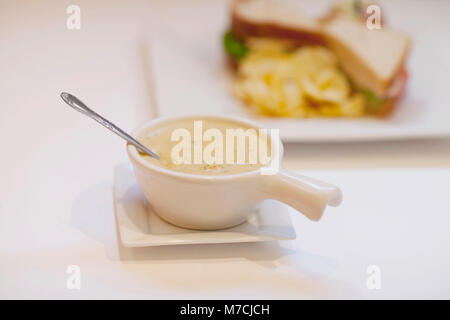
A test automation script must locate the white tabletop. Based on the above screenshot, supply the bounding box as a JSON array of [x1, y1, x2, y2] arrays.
[[1, 0, 450, 299]]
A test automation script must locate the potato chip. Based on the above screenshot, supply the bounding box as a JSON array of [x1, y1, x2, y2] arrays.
[[233, 41, 364, 118]]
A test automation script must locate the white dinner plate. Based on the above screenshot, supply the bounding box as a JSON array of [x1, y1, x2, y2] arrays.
[[147, 0, 450, 142], [113, 164, 296, 247]]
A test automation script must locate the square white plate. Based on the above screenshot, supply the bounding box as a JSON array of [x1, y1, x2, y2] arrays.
[[113, 164, 296, 247], [147, 0, 450, 142]]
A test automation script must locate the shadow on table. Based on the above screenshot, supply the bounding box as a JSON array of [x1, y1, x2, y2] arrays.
[[71, 181, 295, 267], [71, 180, 350, 297]]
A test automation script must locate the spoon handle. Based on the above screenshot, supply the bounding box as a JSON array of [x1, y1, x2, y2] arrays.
[[60, 92, 159, 160]]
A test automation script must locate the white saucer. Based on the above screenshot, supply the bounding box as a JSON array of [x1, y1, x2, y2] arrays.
[[113, 164, 296, 247]]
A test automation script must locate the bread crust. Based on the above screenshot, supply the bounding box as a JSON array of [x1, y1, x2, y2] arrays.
[[230, 0, 325, 45], [231, 13, 325, 45]]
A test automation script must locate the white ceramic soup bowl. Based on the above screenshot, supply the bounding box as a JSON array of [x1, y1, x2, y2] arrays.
[[127, 115, 342, 230]]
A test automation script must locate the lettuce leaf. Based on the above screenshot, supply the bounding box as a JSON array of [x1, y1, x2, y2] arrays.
[[360, 88, 387, 113], [223, 30, 248, 60], [361, 89, 385, 106]]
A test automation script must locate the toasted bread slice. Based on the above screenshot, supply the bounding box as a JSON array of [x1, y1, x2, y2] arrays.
[[231, 0, 325, 45], [322, 17, 410, 97]]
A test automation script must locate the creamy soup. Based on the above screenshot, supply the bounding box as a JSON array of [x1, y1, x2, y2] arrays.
[[138, 119, 272, 175]]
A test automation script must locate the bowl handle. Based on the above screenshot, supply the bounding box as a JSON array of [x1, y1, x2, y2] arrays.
[[260, 170, 342, 221]]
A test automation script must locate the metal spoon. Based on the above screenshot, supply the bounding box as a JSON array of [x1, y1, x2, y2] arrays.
[[60, 92, 159, 160]]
